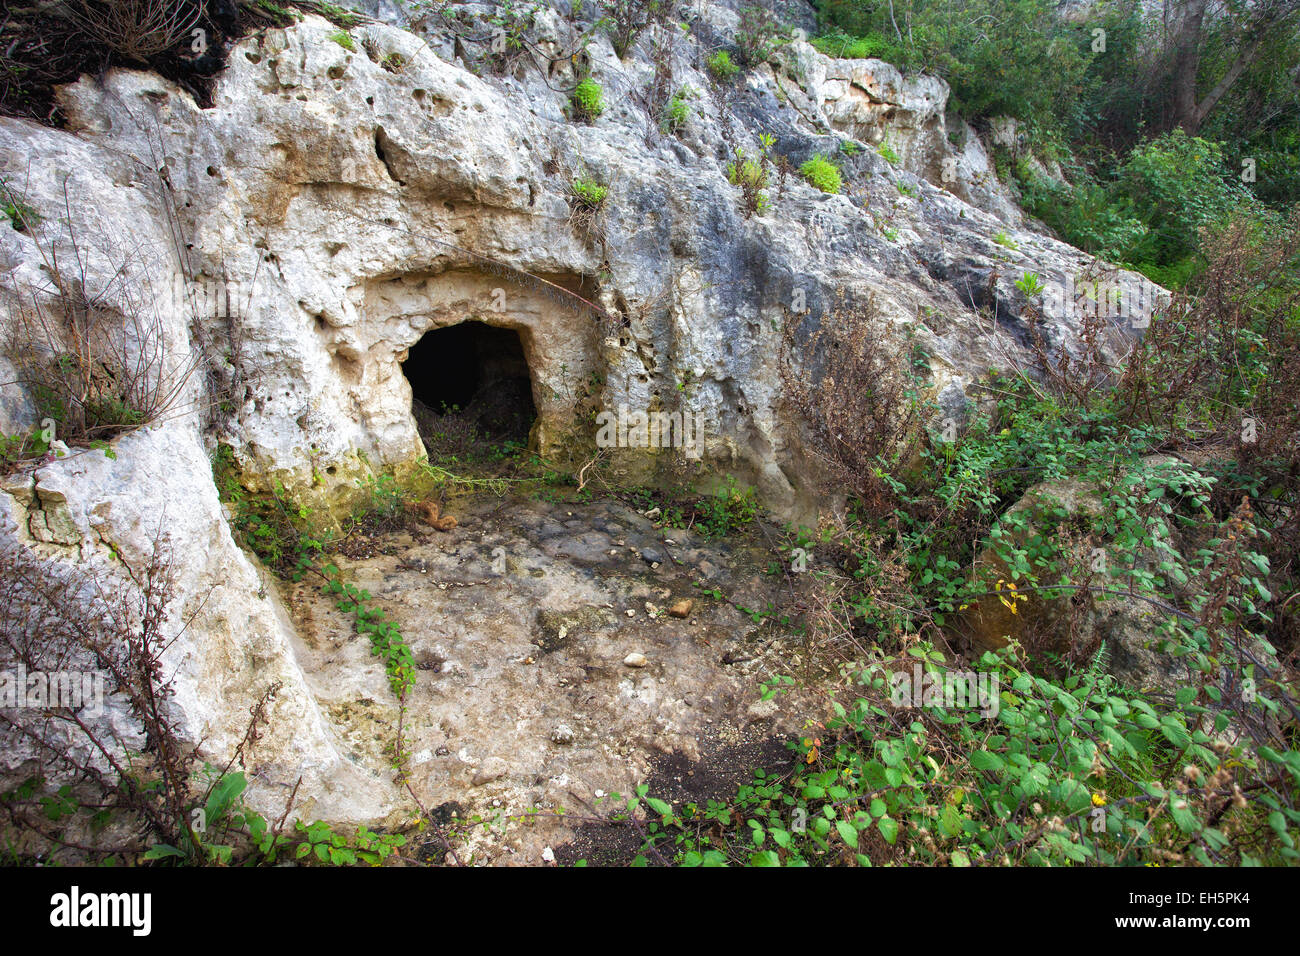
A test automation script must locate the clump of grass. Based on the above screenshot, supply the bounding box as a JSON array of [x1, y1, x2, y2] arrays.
[[877, 141, 900, 165], [329, 30, 356, 52], [799, 154, 842, 194], [571, 78, 605, 122], [313, 2, 362, 28], [993, 230, 1019, 250]]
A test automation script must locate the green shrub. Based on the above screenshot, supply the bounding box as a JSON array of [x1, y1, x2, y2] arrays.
[[312, 2, 362, 28], [1117, 130, 1259, 267], [876, 141, 900, 165], [569, 177, 608, 208], [727, 137, 774, 216], [810, 30, 899, 62], [1014, 166, 1148, 263], [734, 5, 790, 67], [328, 30, 356, 52], [354, 473, 410, 528], [799, 154, 842, 194], [571, 78, 605, 121], [602, 0, 668, 59], [661, 86, 694, 133], [707, 49, 738, 82]]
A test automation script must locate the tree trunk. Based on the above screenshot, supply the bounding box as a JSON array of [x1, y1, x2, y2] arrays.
[[1187, 34, 1267, 132], [1169, 0, 1209, 132]]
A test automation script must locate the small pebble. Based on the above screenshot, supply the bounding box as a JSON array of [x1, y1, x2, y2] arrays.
[[551, 724, 575, 745], [624, 652, 648, 668]]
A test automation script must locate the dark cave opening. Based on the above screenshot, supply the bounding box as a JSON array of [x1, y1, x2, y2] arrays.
[[402, 321, 537, 450]]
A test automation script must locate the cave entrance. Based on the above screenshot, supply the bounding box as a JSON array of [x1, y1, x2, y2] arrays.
[[403, 321, 537, 455]]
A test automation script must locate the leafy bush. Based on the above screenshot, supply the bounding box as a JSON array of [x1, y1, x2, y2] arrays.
[[799, 154, 842, 194], [353, 473, 412, 531], [811, 30, 899, 62], [876, 141, 900, 165], [706, 49, 738, 82], [727, 146, 772, 216], [661, 86, 694, 134], [637, 629, 1299, 866], [601, 0, 667, 59], [328, 29, 355, 52], [814, 0, 1092, 127], [734, 5, 790, 67], [1117, 131, 1260, 268], [1014, 167, 1148, 264], [571, 77, 605, 121]]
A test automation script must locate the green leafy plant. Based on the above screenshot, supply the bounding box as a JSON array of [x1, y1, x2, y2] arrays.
[[727, 133, 776, 216], [312, 2, 361, 27], [707, 49, 738, 82], [2, 195, 37, 232], [661, 85, 695, 134], [876, 141, 900, 165], [293, 819, 407, 866], [799, 154, 842, 194], [571, 77, 605, 121], [1015, 271, 1045, 296], [569, 176, 608, 209], [698, 476, 758, 537], [322, 572, 417, 698], [811, 30, 899, 62], [328, 30, 356, 52]]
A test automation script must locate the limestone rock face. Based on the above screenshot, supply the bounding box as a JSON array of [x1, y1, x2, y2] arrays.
[[0, 2, 1169, 822]]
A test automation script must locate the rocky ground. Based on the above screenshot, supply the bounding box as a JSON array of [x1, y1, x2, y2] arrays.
[[284, 491, 820, 863]]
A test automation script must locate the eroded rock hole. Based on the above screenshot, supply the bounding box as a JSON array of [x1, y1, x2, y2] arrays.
[[404, 322, 536, 453]]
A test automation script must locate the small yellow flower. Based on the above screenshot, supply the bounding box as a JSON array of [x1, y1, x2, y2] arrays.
[[1091, 792, 1107, 807]]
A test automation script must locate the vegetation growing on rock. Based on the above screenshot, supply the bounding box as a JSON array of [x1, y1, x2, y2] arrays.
[[0, 0, 1297, 875], [570, 77, 605, 121], [800, 154, 842, 193]]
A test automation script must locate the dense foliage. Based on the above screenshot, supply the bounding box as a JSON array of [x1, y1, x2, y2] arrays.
[[811, 0, 1300, 286], [629, 209, 1300, 866]]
